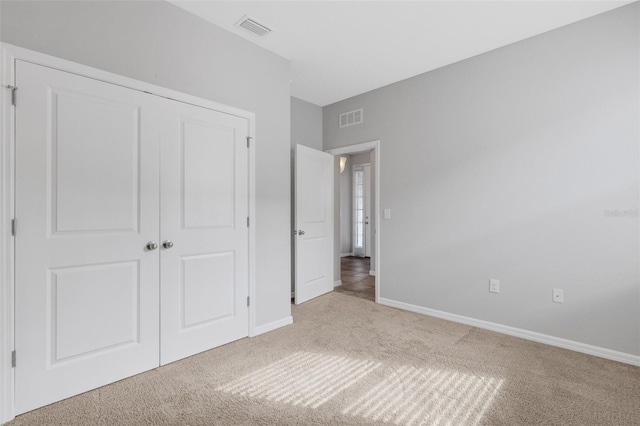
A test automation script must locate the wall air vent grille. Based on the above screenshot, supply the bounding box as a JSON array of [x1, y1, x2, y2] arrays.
[[339, 108, 364, 128], [235, 15, 273, 37]]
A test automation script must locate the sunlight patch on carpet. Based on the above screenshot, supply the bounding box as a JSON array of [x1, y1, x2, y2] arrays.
[[216, 351, 381, 409], [342, 365, 503, 425]]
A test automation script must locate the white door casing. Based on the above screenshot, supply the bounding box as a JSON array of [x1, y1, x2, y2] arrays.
[[159, 98, 249, 365], [14, 60, 161, 414], [294, 144, 334, 304], [325, 140, 381, 305]]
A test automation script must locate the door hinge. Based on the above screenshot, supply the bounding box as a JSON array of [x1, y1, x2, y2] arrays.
[[11, 219, 16, 236], [247, 217, 250, 227], [247, 296, 250, 307], [6, 85, 17, 106], [11, 350, 16, 368], [246, 136, 252, 148]]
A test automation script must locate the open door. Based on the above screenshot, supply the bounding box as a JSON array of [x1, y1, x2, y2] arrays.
[[294, 145, 334, 304]]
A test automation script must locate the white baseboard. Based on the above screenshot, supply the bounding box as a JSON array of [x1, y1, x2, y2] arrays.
[[253, 316, 293, 337], [340, 253, 353, 257], [369, 270, 376, 276], [377, 297, 640, 367], [334, 280, 342, 287]]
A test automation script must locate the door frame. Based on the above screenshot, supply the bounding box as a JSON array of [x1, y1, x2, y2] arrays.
[[325, 140, 381, 303], [0, 43, 257, 424]]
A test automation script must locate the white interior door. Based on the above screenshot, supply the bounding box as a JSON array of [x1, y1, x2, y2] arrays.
[[159, 99, 249, 365], [14, 60, 161, 414], [295, 145, 334, 304]]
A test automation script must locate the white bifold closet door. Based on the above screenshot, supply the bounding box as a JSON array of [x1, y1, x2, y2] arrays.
[[14, 60, 249, 414], [158, 97, 248, 365]]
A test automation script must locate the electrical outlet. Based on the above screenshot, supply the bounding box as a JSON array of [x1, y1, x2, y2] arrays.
[[552, 288, 564, 303], [489, 279, 500, 293], [384, 209, 391, 219]]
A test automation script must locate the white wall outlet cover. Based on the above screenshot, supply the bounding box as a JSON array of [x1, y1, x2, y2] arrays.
[[489, 278, 500, 293], [384, 209, 391, 219]]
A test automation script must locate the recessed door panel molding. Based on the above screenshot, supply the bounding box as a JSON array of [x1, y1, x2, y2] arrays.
[[300, 157, 328, 224], [50, 261, 140, 363], [301, 237, 329, 286], [181, 252, 235, 329], [181, 120, 236, 230], [50, 89, 141, 235], [160, 98, 249, 366]]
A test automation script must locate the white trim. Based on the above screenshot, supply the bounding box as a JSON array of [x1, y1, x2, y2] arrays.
[[247, 113, 257, 338], [0, 44, 16, 425], [252, 316, 293, 336], [325, 140, 378, 156], [340, 253, 353, 257], [378, 297, 640, 367], [326, 140, 381, 304], [369, 270, 376, 276], [0, 44, 258, 421], [334, 280, 342, 287]]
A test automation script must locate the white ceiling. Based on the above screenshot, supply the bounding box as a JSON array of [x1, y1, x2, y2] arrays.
[[169, 1, 633, 106]]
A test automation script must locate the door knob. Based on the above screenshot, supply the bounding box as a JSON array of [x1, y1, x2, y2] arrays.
[[298, 230, 305, 235], [162, 240, 174, 249], [146, 241, 158, 251]]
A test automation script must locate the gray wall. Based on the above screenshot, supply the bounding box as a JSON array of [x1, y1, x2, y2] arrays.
[[350, 152, 372, 166], [291, 97, 323, 151], [290, 96, 323, 292], [324, 4, 640, 356], [2, 0, 292, 328]]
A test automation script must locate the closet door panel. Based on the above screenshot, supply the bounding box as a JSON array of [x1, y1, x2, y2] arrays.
[[159, 100, 249, 365], [14, 61, 161, 414]]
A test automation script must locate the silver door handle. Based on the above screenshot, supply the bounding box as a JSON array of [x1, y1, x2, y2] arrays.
[[162, 240, 174, 249], [298, 230, 305, 235], [146, 241, 158, 251]]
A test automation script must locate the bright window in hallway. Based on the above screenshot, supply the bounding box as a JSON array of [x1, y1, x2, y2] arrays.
[[353, 168, 364, 249]]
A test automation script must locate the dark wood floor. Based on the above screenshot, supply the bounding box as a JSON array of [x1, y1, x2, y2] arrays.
[[334, 256, 375, 301]]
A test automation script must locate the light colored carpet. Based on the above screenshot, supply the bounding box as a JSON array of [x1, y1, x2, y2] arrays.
[[8, 292, 640, 425]]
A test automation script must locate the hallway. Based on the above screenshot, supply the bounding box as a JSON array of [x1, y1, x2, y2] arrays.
[[334, 256, 375, 301]]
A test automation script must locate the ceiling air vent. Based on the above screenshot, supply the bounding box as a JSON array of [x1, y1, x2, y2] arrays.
[[339, 108, 364, 128], [235, 15, 272, 37]]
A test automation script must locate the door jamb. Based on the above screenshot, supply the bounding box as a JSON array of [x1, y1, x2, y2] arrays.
[[0, 44, 16, 426], [325, 140, 381, 303], [0, 43, 258, 424]]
